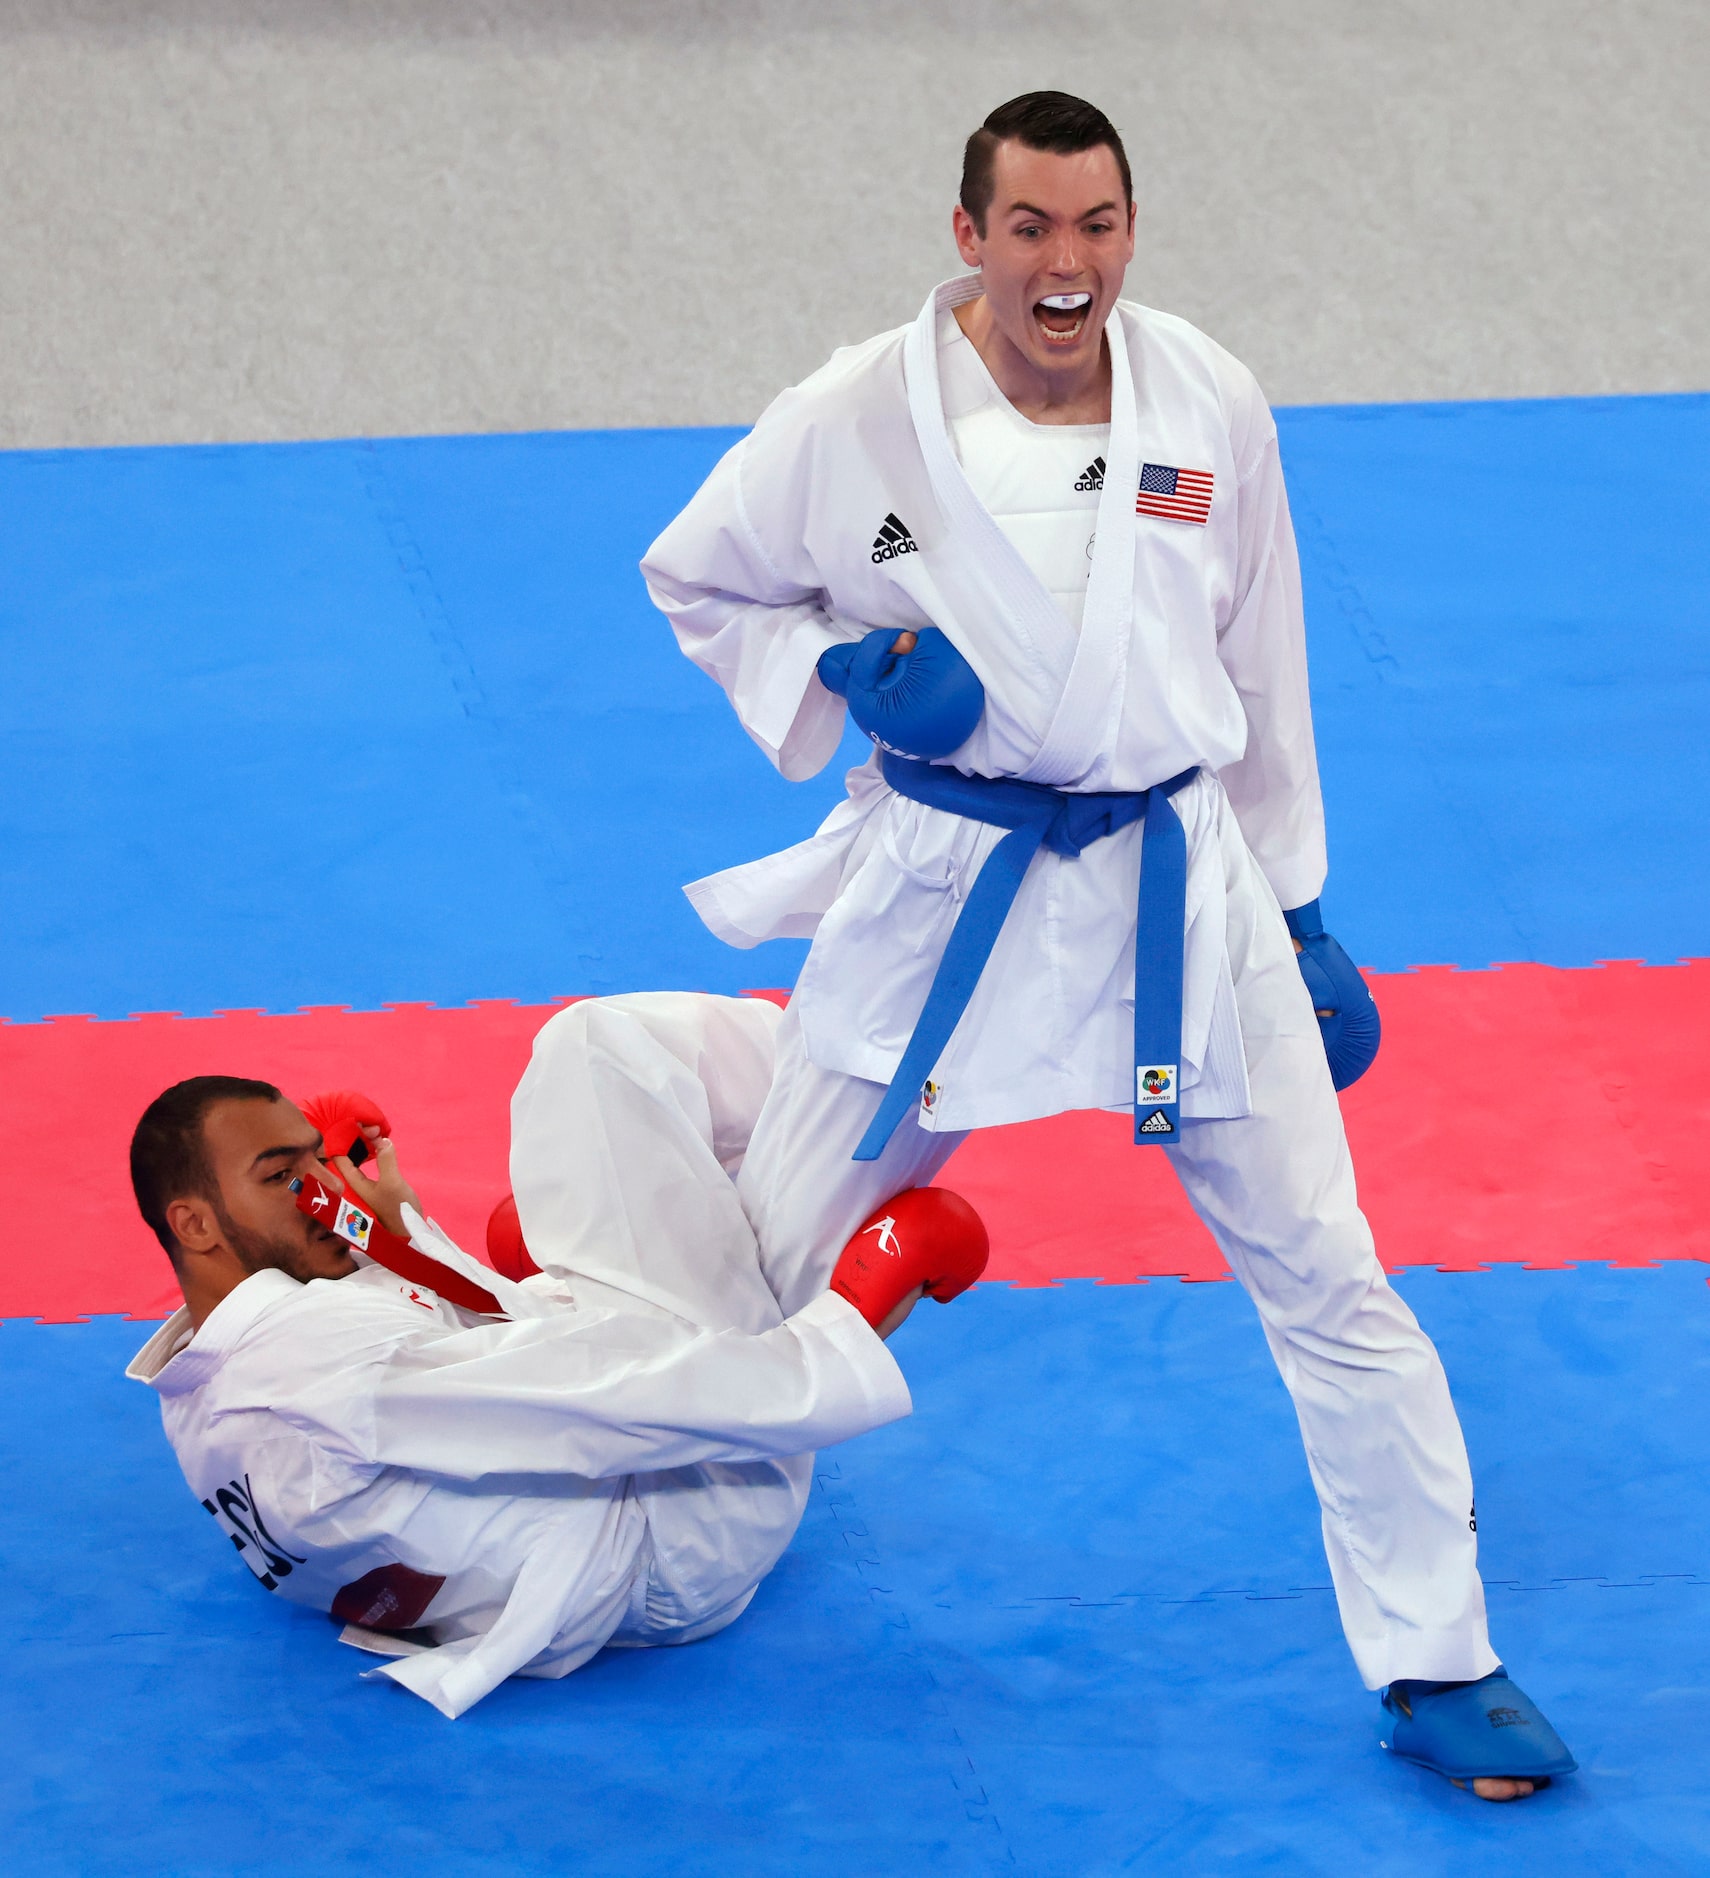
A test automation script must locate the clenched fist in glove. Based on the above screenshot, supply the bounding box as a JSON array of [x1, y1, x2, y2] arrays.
[[830, 1187, 990, 1334], [299, 1089, 391, 1168], [1284, 899, 1382, 1090], [817, 627, 985, 759], [485, 1193, 539, 1283]]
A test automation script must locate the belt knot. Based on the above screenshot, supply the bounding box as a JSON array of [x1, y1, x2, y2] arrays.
[[849, 753, 1200, 1161]]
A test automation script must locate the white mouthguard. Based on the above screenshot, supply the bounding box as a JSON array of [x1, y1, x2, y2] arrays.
[[1038, 293, 1093, 310]]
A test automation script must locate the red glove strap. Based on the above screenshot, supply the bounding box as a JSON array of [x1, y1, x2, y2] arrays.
[[293, 1172, 504, 1317]]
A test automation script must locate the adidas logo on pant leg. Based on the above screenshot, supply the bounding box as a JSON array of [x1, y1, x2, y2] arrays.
[[871, 512, 919, 562], [1073, 456, 1106, 492]]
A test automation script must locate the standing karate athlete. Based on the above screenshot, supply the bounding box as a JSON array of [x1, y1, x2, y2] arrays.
[[642, 92, 1574, 1797]]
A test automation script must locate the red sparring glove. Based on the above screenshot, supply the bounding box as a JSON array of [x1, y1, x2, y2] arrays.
[[486, 1192, 540, 1282], [300, 1089, 391, 1168], [829, 1188, 989, 1330]]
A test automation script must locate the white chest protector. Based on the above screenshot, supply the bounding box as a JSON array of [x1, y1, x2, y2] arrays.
[[939, 307, 1109, 633]]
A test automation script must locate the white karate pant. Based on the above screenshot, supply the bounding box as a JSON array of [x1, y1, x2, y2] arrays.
[[735, 844, 1499, 1691], [509, 991, 893, 1654]]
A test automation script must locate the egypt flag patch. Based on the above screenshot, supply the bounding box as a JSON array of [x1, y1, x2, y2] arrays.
[[1136, 463, 1214, 525]]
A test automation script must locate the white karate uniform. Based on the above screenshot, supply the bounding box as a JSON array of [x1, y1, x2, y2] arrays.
[[127, 993, 909, 1720], [642, 279, 1500, 1689], [939, 306, 1107, 633]]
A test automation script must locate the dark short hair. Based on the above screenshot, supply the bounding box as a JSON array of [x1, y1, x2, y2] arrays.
[[960, 91, 1133, 237], [130, 1075, 283, 1255]]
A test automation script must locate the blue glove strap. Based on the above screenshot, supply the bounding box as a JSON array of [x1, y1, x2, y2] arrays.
[[1284, 897, 1325, 943]]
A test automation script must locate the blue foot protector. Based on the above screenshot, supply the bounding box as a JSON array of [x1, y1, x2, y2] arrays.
[[1380, 1668, 1577, 1785]]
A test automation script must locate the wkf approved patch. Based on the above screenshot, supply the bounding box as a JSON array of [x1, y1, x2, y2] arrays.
[[333, 1196, 375, 1253], [919, 1078, 942, 1120], [1136, 1064, 1177, 1105]]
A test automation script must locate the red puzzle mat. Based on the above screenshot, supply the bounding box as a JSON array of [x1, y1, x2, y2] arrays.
[[4, 962, 1706, 1322]]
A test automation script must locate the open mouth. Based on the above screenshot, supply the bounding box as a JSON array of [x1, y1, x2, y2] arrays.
[[1034, 291, 1093, 346]]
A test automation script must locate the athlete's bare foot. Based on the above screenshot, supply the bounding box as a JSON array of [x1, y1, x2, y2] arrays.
[[1456, 1776, 1548, 1802]]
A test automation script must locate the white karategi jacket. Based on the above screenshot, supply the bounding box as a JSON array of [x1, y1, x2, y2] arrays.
[[642, 277, 1328, 1133], [127, 1206, 906, 1720]]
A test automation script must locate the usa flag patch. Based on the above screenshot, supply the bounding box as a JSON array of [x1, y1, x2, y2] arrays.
[[1136, 462, 1214, 526]]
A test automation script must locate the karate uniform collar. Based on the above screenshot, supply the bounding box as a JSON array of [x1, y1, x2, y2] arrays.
[[903, 275, 1140, 789], [126, 1268, 303, 1397]]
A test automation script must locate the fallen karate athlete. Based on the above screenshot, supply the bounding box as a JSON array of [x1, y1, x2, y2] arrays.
[[125, 993, 986, 1719]]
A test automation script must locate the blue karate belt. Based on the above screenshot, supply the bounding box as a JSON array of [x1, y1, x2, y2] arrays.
[[852, 751, 1200, 1162]]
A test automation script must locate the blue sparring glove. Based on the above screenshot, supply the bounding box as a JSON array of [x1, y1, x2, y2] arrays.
[[1284, 899, 1382, 1091], [816, 628, 985, 759]]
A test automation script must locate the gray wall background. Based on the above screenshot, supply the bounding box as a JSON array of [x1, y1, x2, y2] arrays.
[[1, 0, 1705, 449]]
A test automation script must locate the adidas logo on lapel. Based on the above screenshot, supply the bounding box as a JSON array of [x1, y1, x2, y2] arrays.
[[1136, 462, 1214, 525], [1073, 456, 1106, 492], [1137, 1109, 1174, 1135], [871, 512, 919, 563]]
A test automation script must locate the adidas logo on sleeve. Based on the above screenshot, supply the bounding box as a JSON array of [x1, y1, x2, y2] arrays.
[[1073, 456, 1106, 492], [871, 512, 919, 563]]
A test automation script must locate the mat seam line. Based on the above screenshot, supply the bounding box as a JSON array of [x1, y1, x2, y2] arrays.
[[1290, 489, 1539, 960], [815, 1458, 1019, 1868], [353, 441, 600, 965]]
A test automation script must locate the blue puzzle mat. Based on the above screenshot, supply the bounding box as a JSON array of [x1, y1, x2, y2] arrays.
[[1, 394, 1706, 1025], [1282, 393, 1710, 973], [2, 1267, 1706, 1875], [3, 392, 1709, 1872]]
